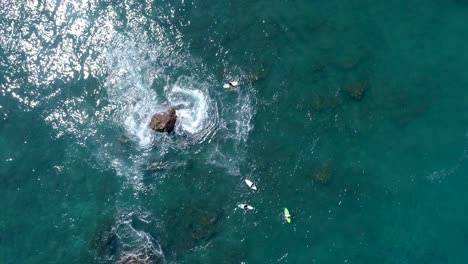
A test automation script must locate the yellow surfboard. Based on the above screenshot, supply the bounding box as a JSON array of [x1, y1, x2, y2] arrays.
[[284, 208, 291, 223]]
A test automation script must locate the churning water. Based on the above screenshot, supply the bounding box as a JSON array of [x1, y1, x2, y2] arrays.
[[3, 0, 468, 263]]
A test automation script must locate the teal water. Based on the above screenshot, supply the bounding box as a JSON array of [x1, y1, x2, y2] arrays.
[[2, 0, 468, 263]]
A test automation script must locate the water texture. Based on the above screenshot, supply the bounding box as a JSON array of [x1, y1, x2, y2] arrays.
[[2, 0, 468, 263]]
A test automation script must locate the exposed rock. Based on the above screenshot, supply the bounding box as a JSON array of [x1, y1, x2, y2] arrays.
[[345, 81, 368, 101], [149, 108, 177, 132]]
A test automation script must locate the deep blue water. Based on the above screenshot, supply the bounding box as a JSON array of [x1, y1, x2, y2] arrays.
[[2, 0, 468, 263]]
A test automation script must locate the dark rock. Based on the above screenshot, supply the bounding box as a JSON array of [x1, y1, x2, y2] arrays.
[[345, 81, 368, 101], [149, 108, 177, 132]]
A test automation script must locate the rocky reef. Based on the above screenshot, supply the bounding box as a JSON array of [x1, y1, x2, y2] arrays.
[[149, 108, 177, 133], [344, 81, 368, 101], [162, 205, 221, 255], [305, 162, 335, 186], [117, 255, 149, 264]]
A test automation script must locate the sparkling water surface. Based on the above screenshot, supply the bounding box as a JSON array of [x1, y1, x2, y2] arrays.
[[2, 0, 468, 263]]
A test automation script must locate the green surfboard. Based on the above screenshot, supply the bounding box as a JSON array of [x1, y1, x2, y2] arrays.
[[284, 208, 291, 223]]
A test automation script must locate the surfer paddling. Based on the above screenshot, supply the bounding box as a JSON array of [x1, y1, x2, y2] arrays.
[[223, 80, 239, 89], [238, 204, 255, 211]]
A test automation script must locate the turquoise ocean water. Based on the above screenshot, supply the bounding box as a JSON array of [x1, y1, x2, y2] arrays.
[[2, 0, 468, 263]]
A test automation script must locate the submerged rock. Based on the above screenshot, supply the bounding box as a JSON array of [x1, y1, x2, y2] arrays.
[[145, 161, 168, 171], [149, 108, 177, 133], [309, 94, 343, 113], [93, 213, 165, 264], [313, 162, 334, 185], [310, 95, 328, 112], [92, 222, 118, 259], [248, 62, 270, 83], [163, 205, 221, 254], [345, 81, 368, 101], [190, 208, 219, 240]]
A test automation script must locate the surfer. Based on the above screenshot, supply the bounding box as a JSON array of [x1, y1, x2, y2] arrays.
[[238, 204, 255, 211], [284, 208, 291, 223], [223, 81, 239, 89]]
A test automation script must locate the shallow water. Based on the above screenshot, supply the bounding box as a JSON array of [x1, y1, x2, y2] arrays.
[[2, 0, 468, 263]]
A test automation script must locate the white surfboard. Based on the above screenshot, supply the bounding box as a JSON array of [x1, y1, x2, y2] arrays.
[[238, 204, 254, 211], [244, 179, 258, 191]]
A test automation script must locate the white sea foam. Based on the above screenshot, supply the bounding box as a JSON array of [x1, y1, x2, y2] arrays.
[[95, 34, 218, 189], [167, 77, 219, 142], [172, 86, 209, 134], [104, 39, 159, 148]]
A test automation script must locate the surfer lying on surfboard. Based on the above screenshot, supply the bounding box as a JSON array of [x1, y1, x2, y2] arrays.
[[223, 81, 239, 89], [238, 204, 255, 211]]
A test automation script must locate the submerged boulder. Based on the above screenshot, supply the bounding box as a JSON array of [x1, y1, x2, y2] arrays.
[[149, 108, 177, 133], [345, 81, 368, 101], [305, 162, 334, 185], [309, 94, 343, 113], [163, 205, 221, 254], [314, 163, 334, 185]]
